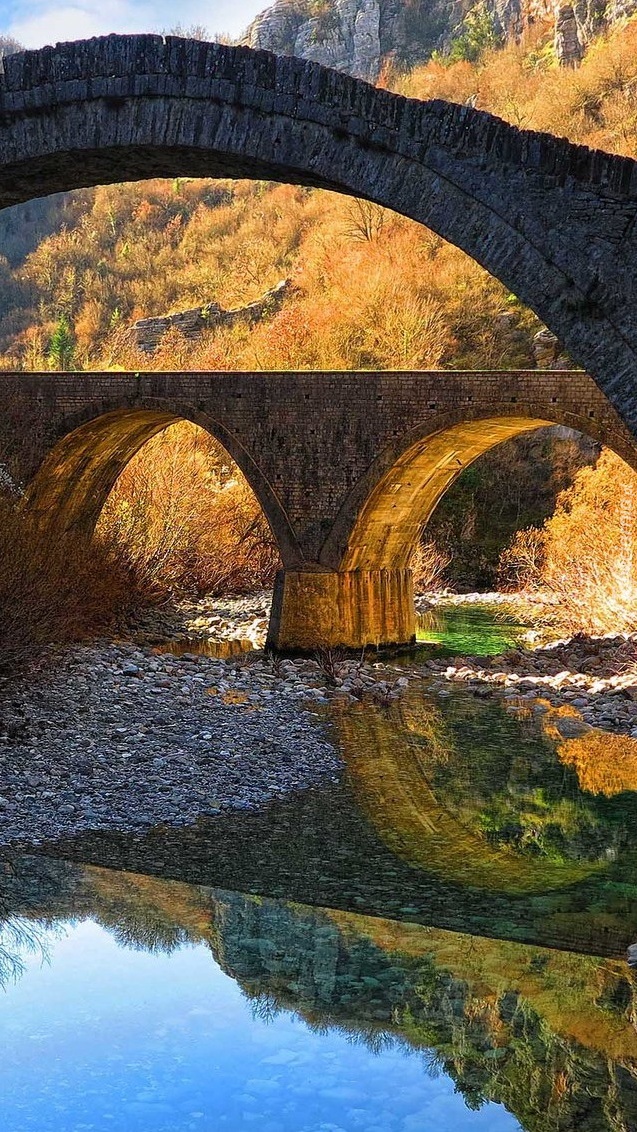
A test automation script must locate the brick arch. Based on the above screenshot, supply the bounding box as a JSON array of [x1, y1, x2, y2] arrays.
[[327, 406, 637, 573], [23, 402, 300, 563], [2, 36, 637, 431]]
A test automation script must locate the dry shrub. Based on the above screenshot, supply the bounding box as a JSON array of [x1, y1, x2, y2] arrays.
[[499, 449, 637, 634], [96, 420, 280, 602], [498, 526, 546, 591], [410, 538, 451, 592], [0, 176, 520, 373], [0, 418, 279, 677], [0, 500, 130, 678]]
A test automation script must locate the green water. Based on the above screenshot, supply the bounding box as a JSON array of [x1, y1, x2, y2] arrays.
[[416, 601, 528, 655]]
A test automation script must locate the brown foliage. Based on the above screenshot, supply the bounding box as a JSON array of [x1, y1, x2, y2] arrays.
[[395, 18, 637, 157], [0, 502, 131, 679], [0, 177, 529, 373], [500, 449, 637, 634], [558, 732, 637, 797], [410, 538, 451, 592], [96, 421, 280, 602], [0, 420, 279, 678]]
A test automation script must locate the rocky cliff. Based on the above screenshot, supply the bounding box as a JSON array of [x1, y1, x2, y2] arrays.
[[244, 0, 455, 80], [128, 279, 291, 353], [244, 0, 637, 80]]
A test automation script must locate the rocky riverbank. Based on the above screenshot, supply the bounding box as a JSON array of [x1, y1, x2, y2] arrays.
[[2, 588, 637, 848], [422, 633, 637, 736], [413, 591, 637, 736], [120, 590, 273, 649], [0, 630, 411, 848]]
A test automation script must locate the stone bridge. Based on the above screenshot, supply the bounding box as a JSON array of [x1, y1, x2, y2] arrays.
[[2, 35, 637, 432], [4, 35, 637, 646], [9, 367, 637, 649]]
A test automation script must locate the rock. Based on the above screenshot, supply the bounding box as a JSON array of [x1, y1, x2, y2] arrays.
[[555, 4, 585, 66], [532, 328, 564, 367], [129, 280, 291, 352], [244, 0, 637, 86], [553, 716, 592, 739], [244, 0, 457, 82]]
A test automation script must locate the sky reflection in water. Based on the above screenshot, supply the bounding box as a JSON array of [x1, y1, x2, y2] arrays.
[[0, 919, 519, 1132], [2, 603, 637, 1132]]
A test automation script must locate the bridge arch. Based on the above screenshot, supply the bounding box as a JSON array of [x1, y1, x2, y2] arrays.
[[323, 403, 637, 573], [2, 36, 637, 432], [266, 398, 637, 651], [22, 401, 300, 564]]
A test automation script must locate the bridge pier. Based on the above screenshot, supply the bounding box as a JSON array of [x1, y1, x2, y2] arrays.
[[266, 568, 416, 652]]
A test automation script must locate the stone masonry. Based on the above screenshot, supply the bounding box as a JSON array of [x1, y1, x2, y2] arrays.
[[4, 367, 636, 649], [3, 35, 637, 646], [0, 37, 637, 441]]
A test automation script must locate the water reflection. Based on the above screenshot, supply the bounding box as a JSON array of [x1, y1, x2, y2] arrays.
[[6, 665, 637, 1128], [39, 685, 637, 958], [555, 728, 637, 797], [155, 636, 256, 658], [0, 854, 636, 1131]]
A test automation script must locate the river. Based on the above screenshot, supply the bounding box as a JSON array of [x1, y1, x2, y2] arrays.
[[1, 604, 636, 1131]]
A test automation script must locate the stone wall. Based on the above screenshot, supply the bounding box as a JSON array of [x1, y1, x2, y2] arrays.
[[129, 279, 290, 352], [7, 367, 635, 572]]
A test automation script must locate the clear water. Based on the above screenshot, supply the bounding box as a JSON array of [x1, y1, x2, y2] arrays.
[[2, 608, 637, 1131], [0, 912, 519, 1132], [416, 602, 528, 655]]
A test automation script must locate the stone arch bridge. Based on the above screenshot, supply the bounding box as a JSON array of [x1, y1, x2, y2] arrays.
[[3, 35, 637, 646], [1, 35, 637, 430], [9, 367, 637, 650]]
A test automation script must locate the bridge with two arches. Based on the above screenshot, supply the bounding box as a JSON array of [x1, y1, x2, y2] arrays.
[[2, 34, 637, 648]]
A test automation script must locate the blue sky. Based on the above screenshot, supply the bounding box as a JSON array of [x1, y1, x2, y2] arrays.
[[0, 0, 268, 48]]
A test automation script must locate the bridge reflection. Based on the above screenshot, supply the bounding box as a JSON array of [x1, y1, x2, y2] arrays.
[[26, 685, 637, 959]]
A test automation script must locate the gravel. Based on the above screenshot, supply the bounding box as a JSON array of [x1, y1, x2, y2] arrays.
[[0, 607, 406, 848], [0, 642, 346, 847], [3, 587, 636, 848]]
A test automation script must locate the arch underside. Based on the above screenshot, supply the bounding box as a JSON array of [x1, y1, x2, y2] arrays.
[[23, 409, 178, 535], [1, 36, 637, 433], [341, 416, 555, 571], [22, 408, 290, 557]]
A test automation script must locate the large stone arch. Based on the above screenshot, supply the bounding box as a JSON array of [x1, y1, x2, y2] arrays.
[[324, 403, 637, 573], [269, 404, 637, 650], [23, 401, 300, 564], [1, 36, 637, 431]]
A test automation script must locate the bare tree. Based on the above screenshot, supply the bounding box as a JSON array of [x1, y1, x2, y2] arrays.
[[0, 35, 24, 63], [344, 198, 388, 242]]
